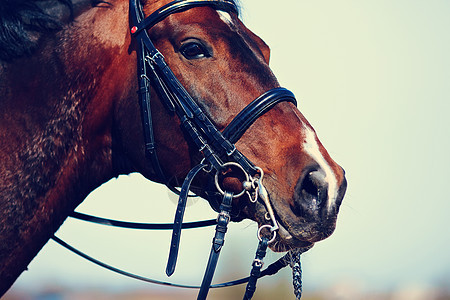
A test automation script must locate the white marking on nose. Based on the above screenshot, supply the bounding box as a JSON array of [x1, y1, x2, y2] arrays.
[[303, 127, 339, 210]]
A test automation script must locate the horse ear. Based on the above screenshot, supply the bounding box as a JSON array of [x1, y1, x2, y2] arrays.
[[241, 25, 271, 64], [258, 39, 271, 64]]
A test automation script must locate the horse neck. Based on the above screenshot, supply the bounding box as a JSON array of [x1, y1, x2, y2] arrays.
[[0, 0, 133, 208], [0, 25, 114, 211], [0, 1, 131, 293]]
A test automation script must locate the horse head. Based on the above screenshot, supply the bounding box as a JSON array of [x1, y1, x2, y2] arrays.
[[113, 0, 347, 251]]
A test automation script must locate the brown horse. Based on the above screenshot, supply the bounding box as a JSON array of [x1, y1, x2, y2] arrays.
[[0, 0, 347, 295]]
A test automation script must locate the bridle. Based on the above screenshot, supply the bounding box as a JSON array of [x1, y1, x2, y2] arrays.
[[129, 0, 296, 193], [52, 0, 308, 299]]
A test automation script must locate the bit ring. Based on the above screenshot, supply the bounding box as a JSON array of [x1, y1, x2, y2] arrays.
[[257, 224, 277, 244], [214, 162, 250, 198]]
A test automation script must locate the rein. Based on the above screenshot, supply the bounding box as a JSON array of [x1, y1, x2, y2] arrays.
[[53, 0, 307, 299], [54, 211, 308, 295]]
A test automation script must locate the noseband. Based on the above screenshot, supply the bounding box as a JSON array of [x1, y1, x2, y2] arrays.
[[54, 1, 306, 299]]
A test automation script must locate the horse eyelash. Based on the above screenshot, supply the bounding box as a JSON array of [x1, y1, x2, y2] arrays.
[[91, 1, 113, 8]]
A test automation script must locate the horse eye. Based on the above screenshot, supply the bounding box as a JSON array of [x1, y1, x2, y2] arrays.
[[180, 42, 210, 59]]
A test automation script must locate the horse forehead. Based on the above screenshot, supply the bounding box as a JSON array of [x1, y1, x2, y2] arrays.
[[171, 6, 233, 26], [162, 7, 259, 52]]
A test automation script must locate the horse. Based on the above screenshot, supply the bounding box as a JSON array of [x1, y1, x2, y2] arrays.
[[0, 0, 347, 296]]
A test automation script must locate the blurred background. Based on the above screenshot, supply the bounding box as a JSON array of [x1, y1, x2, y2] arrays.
[[4, 0, 450, 299]]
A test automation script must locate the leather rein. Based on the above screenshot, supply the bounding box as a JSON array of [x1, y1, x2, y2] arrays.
[[52, 0, 306, 299]]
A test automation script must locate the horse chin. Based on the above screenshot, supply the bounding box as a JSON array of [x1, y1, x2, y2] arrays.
[[270, 222, 315, 253], [249, 199, 337, 253]]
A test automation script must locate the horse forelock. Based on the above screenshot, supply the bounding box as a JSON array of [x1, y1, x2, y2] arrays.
[[0, 0, 111, 61]]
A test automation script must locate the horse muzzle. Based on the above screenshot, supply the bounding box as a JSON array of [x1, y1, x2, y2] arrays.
[[246, 164, 347, 252], [283, 168, 347, 250]]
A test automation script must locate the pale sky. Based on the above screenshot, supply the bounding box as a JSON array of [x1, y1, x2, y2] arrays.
[[9, 0, 450, 297]]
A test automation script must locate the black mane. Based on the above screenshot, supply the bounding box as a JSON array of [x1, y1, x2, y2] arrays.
[[0, 0, 73, 61], [0, 0, 108, 61], [0, 0, 238, 61]]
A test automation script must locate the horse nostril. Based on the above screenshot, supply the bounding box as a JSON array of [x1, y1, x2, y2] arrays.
[[295, 170, 328, 212]]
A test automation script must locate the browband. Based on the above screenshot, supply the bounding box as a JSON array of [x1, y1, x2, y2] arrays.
[[131, 0, 238, 35]]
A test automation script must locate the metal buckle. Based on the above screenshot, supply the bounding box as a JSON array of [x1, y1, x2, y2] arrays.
[[140, 74, 150, 81], [146, 51, 164, 64], [252, 258, 264, 268], [200, 158, 214, 173], [226, 145, 236, 156], [217, 210, 231, 224]]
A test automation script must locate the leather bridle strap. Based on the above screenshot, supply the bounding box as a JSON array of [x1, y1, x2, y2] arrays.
[[243, 237, 269, 300], [166, 163, 207, 276], [51, 233, 295, 289], [222, 87, 297, 143], [197, 191, 233, 300], [70, 211, 216, 230], [131, 0, 238, 36]]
